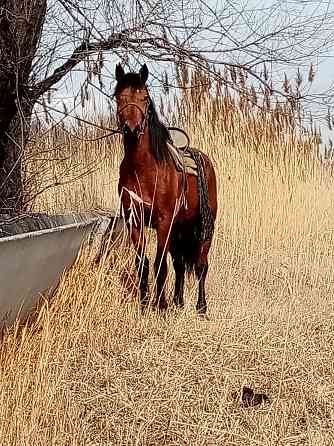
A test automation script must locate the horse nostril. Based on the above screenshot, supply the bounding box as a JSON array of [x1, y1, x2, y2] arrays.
[[123, 122, 140, 136], [123, 123, 133, 135]]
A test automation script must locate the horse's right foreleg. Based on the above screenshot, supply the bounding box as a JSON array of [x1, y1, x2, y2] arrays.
[[129, 224, 150, 308]]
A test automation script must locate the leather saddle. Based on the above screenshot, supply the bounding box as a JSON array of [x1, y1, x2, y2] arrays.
[[167, 127, 198, 176]]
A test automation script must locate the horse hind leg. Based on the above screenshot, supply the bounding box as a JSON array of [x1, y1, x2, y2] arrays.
[[195, 240, 212, 315], [170, 243, 185, 308]]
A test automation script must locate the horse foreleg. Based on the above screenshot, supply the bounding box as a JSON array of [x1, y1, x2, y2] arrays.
[[195, 240, 211, 315], [154, 224, 171, 312], [129, 225, 149, 308]]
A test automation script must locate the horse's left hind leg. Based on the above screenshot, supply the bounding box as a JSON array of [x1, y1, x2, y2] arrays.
[[171, 250, 185, 308], [195, 240, 211, 315]]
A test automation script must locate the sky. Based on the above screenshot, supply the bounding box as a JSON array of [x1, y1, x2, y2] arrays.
[[42, 0, 334, 147]]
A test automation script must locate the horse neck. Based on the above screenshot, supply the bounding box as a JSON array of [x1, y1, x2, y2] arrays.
[[123, 126, 154, 166]]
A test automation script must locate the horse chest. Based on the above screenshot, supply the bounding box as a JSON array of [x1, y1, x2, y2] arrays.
[[119, 164, 180, 227], [119, 183, 160, 228]]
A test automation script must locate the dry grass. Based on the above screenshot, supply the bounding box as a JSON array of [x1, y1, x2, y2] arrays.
[[1, 81, 334, 445]]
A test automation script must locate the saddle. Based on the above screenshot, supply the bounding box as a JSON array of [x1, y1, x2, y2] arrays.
[[167, 127, 198, 177]]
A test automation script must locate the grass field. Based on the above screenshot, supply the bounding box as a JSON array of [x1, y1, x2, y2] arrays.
[[0, 77, 334, 445]]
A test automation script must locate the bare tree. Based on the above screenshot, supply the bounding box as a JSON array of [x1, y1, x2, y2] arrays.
[[0, 0, 334, 213]]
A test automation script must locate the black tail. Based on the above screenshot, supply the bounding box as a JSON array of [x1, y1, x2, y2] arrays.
[[170, 221, 201, 273]]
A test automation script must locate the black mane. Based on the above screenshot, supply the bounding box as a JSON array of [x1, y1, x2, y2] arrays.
[[147, 100, 172, 162], [114, 72, 172, 162]]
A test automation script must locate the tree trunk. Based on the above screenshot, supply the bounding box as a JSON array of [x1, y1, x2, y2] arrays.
[[0, 99, 33, 213], [0, 0, 47, 214]]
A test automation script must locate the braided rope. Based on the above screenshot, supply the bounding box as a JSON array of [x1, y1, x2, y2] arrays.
[[187, 148, 215, 242]]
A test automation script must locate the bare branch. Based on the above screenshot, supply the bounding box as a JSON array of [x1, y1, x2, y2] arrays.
[[33, 29, 133, 98]]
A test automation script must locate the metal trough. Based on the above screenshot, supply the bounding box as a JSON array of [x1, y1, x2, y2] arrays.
[[0, 212, 125, 328]]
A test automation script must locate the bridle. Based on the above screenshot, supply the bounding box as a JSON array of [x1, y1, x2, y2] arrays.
[[116, 95, 150, 138]]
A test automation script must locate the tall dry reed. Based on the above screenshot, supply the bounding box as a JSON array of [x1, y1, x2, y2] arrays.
[[0, 67, 333, 445]]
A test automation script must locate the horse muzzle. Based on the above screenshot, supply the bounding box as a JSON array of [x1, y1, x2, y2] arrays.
[[123, 122, 141, 138]]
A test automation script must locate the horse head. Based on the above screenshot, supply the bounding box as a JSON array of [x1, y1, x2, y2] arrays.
[[114, 64, 150, 139]]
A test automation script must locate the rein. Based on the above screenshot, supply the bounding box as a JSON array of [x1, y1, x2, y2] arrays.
[[66, 96, 189, 148], [73, 128, 121, 142], [66, 99, 150, 143]]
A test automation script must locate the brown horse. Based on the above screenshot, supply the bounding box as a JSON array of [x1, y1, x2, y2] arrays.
[[115, 63, 217, 314]]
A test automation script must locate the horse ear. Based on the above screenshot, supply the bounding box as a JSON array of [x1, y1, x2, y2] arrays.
[[139, 64, 149, 84], [115, 64, 125, 82]]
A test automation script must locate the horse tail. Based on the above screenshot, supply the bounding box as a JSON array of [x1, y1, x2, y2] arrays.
[[171, 148, 216, 273], [190, 149, 215, 243], [170, 221, 200, 273]]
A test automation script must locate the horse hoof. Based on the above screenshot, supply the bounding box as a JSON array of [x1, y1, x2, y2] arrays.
[[158, 304, 168, 313], [198, 313, 209, 321], [154, 298, 168, 313]]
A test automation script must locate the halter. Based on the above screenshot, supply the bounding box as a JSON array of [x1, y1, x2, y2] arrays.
[[117, 96, 150, 138]]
